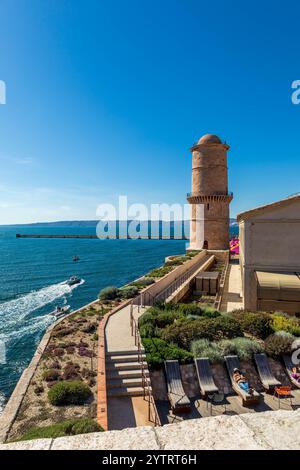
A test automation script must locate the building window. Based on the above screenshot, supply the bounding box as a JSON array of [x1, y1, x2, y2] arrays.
[[203, 240, 208, 249], [207, 203, 210, 211]]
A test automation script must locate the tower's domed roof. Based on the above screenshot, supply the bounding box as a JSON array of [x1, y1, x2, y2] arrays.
[[198, 134, 221, 144]]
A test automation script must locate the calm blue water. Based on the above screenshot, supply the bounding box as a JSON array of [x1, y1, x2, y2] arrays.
[[0, 225, 189, 412]]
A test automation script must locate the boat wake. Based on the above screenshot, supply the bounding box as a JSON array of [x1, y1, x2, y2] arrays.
[[0, 280, 84, 345]]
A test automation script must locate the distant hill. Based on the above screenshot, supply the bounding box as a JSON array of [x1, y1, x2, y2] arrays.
[[14, 218, 237, 227]]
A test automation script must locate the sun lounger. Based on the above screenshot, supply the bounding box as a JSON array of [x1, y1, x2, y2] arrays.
[[283, 354, 300, 388], [254, 353, 281, 392], [164, 360, 191, 413], [225, 355, 260, 406], [194, 357, 219, 396]]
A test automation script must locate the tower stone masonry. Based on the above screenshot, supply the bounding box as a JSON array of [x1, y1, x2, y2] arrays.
[[187, 133, 233, 250]]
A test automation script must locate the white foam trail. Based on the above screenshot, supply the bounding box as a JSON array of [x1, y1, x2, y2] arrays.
[[0, 280, 84, 335]]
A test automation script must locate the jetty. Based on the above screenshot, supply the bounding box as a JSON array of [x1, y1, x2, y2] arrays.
[[15, 234, 188, 240]]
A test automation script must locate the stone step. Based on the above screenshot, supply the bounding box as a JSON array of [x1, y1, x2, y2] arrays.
[[106, 349, 145, 357], [107, 369, 149, 380], [106, 354, 146, 363], [106, 361, 147, 371], [107, 386, 152, 397], [107, 377, 146, 389]]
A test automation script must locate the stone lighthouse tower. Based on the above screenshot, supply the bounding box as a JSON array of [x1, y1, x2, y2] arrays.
[[187, 133, 232, 250]]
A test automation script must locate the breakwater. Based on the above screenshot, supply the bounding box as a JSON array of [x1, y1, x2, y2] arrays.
[[16, 234, 188, 239]]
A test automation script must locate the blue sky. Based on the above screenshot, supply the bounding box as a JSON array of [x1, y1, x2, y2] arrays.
[[0, 0, 300, 224]]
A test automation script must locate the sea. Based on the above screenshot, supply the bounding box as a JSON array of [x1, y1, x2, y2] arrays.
[[0, 222, 238, 413]]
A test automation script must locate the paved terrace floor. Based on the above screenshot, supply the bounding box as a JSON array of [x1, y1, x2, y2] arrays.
[[105, 304, 146, 352], [220, 258, 243, 312], [156, 389, 300, 425]]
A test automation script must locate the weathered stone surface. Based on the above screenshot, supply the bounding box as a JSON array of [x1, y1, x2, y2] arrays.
[[1, 408, 300, 450], [240, 409, 300, 450], [154, 415, 265, 450], [0, 438, 52, 450], [51, 426, 159, 450]]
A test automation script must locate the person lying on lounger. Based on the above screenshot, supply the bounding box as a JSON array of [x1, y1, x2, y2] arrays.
[[291, 366, 300, 382], [233, 368, 254, 395]]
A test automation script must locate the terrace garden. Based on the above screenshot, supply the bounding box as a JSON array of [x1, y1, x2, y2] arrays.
[[139, 302, 300, 369]]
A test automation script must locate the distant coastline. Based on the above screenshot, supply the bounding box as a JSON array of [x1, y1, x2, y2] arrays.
[[0, 218, 238, 228]]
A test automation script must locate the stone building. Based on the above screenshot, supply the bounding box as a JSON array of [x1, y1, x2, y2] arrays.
[[237, 194, 300, 313], [187, 133, 233, 250]]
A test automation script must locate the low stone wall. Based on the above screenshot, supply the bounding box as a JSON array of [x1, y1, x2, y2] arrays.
[[1, 409, 300, 449]]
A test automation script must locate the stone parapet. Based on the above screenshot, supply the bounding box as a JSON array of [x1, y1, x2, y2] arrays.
[[1, 409, 300, 450]]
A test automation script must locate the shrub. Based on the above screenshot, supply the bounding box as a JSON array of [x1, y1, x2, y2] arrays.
[[119, 285, 139, 299], [63, 364, 81, 380], [185, 250, 199, 258], [264, 333, 294, 358], [53, 348, 65, 357], [191, 337, 263, 363], [271, 314, 300, 336], [48, 380, 92, 405], [162, 316, 242, 349], [81, 322, 97, 334], [34, 385, 44, 395], [191, 339, 223, 364], [50, 361, 61, 370], [78, 347, 95, 358], [229, 311, 272, 339], [42, 369, 61, 382], [53, 327, 74, 338], [98, 286, 120, 301], [130, 277, 155, 288], [17, 419, 103, 441], [142, 338, 192, 369], [146, 266, 174, 278], [218, 337, 264, 361]]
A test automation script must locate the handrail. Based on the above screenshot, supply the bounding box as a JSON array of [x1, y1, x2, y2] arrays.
[[214, 252, 230, 310], [130, 303, 161, 426], [155, 254, 211, 303]]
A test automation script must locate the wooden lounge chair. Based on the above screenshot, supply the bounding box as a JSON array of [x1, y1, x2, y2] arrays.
[[254, 353, 281, 392], [164, 360, 191, 413], [225, 355, 260, 406], [283, 354, 300, 388], [194, 357, 219, 396]]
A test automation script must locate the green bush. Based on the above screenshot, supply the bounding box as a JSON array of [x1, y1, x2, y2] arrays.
[[162, 316, 242, 349], [191, 337, 264, 363], [218, 337, 264, 361], [185, 250, 199, 258], [229, 311, 272, 339], [98, 286, 119, 301], [191, 339, 223, 363], [264, 333, 294, 358], [17, 419, 102, 441], [271, 313, 300, 336], [119, 285, 139, 299], [48, 380, 92, 406], [142, 338, 193, 369], [164, 256, 187, 266], [130, 278, 155, 288], [146, 266, 174, 278]]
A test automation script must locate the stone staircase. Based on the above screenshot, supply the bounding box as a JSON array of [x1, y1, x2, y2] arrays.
[[106, 349, 151, 397]]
